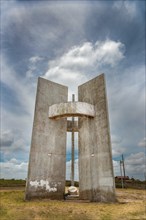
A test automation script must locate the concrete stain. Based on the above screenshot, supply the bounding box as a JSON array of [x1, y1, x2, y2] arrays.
[[30, 180, 57, 192]]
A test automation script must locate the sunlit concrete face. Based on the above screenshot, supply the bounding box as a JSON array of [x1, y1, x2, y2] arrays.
[[25, 74, 116, 202], [78, 74, 116, 202], [25, 78, 68, 200], [48, 102, 95, 119]]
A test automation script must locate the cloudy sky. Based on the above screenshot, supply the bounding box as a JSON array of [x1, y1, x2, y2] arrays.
[[1, 0, 145, 180]]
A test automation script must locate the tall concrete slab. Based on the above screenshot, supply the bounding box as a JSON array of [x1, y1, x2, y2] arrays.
[[78, 74, 116, 202], [25, 77, 68, 200]]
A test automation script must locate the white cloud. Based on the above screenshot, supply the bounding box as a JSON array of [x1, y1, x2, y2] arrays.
[[138, 137, 146, 147], [113, 1, 137, 18], [0, 159, 28, 179], [126, 152, 145, 165], [46, 40, 125, 72], [43, 39, 125, 99], [108, 64, 145, 151], [124, 1, 137, 17], [112, 146, 126, 158], [125, 152, 145, 179], [29, 56, 44, 63], [1, 1, 88, 54], [26, 56, 45, 78], [1, 55, 37, 154], [10, 158, 19, 164], [0, 129, 29, 157], [111, 135, 126, 157], [111, 135, 122, 144], [1, 55, 36, 117], [0, 130, 14, 147]]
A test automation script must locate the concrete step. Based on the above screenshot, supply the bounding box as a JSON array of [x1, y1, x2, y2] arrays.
[[66, 195, 79, 200]]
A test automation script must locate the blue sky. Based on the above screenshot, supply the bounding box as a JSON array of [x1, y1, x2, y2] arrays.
[[1, 0, 145, 180]]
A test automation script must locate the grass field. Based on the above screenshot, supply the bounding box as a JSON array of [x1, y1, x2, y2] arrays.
[[0, 188, 145, 220]]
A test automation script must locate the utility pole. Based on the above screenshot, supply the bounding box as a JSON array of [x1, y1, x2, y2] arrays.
[[71, 94, 75, 186], [122, 154, 126, 187], [120, 160, 124, 189]]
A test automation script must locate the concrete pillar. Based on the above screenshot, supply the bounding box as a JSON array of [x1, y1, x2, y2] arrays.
[[25, 77, 68, 200], [78, 74, 116, 202]]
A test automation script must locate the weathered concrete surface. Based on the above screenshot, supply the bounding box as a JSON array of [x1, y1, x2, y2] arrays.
[[26, 74, 116, 202], [49, 102, 95, 119], [67, 120, 78, 132], [78, 74, 116, 202], [25, 77, 68, 200]]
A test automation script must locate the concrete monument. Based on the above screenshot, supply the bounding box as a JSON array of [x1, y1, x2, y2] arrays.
[[25, 74, 116, 202]]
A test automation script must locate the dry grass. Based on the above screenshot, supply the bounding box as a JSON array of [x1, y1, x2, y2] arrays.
[[0, 188, 145, 220]]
